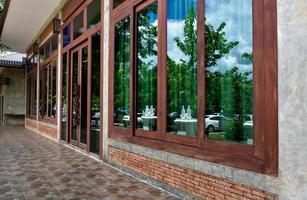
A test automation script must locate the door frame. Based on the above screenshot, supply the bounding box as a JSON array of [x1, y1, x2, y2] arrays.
[[69, 41, 89, 150]]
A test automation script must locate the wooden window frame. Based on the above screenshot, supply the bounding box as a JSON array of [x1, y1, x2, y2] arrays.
[[60, 0, 104, 159], [38, 57, 57, 124], [109, 0, 278, 175], [26, 56, 38, 119]]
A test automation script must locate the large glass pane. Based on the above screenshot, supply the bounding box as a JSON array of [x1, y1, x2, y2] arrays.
[[80, 47, 88, 144], [39, 69, 47, 117], [51, 62, 56, 117], [48, 65, 52, 117], [39, 47, 45, 63], [205, 0, 253, 145], [71, 52, 78, 141], [167, 0, 197, 137], [63, 24, 71, 47], [136, 2, 158, 131], [90, 32, 101, 154], [32, 57, 38, 115], [113, 17, 130, 127], [51, 36, 58, 53], [61, 53, 67, 141], [45, 41, 51, 59], [73, 12, 84, 40], [87, 0, 101, 29]]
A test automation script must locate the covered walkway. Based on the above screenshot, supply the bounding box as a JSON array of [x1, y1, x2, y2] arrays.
[[0, 125, 179, 200]]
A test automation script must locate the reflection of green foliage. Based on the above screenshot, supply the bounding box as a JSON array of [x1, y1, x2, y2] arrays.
[[168, 7, 198, 117], [114, 3, 253, 142], [137, 3, 158, 112], [205, 22, 239, 67], [114, 17, 130, 114], [91, 33, 101, 109], [242, 52, 253, 62]]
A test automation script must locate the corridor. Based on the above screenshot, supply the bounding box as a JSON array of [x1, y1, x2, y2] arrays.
[[0, 126, 179, 200]]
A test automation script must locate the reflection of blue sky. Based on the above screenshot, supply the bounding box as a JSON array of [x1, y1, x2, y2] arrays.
[[138, 4, 158, 69], [206, 0, 253, 74], [167, 0, 197, 64]]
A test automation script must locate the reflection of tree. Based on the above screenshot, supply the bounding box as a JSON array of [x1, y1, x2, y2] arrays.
[[137, 3, 158, 113], [114, 17, 130, 117], [114, 4, 253, 141], [168, 7, 197, 116], [91, 33, 101, 109], [167, 6, 253, 142]]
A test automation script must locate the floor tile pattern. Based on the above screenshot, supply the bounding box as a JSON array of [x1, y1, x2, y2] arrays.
[[0, 125, 179, 200]]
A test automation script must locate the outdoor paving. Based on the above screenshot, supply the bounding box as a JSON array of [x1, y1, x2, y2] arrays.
[[0, 125, 180, 200]]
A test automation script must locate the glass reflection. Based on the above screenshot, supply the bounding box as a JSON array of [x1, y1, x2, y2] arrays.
[[73, 12, 84, 40], [113, 17, 130, 127], [71, 52, 78, 141], [88, 0, 101, 29], [205, 0, 253, 145], [136, 2, 158, 131], [81, 47, 88, 144], [167, 0, 197, 137], [90, 32, 101, 154], [61, 53, 67, 141], [63, 24, 71, 47], [39, 68, 47, 117]]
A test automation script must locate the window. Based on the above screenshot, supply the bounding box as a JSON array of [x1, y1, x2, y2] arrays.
[[51, 35, 58, 53], [39, 35, 58, 63], [205, 0, 254, 144], [26, 56, 37, 117], [136, 2, 158, 132], [39, 47, 45, 63], [61, 53, 68, 141], [45, 40, 51, 59], [39, 61, 57, 121], [109, 0, 277, 175], [63, 23, 71, 47], [87, 0, 101, 28], [167, 0, 197, 137], [113, 16, 130, 128], [90, 32, 101, 154], [73, 12, 84, 39]]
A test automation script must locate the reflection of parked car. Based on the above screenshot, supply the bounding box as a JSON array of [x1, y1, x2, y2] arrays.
[[114, 108, 129, 123], [205, 116, 230, 133]]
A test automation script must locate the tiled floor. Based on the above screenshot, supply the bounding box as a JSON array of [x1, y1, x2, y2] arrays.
[[0, 125, 179, 200]]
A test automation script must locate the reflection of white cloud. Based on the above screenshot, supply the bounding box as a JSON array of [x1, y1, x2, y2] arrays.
[[206, 0, 253, 74], [167, 20, 189, 63]]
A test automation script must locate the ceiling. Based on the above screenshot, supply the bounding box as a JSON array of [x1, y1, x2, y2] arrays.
[[1, 0, 63, 53]]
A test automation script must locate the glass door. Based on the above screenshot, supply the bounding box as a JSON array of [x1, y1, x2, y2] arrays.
[[69, 42, 89, 150]]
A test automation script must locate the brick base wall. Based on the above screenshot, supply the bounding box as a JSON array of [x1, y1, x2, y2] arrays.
[[109, 147, 277, 200], [25, 118, 58, 140]]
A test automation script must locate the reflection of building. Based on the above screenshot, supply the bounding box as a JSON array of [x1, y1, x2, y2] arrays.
[[0, 53, 26, 125], [0, 0, 306, 199]]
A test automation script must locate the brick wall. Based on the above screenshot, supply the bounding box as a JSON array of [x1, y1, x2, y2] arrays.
[[25, 118, 58, 140], [109, 147, 277, 200]]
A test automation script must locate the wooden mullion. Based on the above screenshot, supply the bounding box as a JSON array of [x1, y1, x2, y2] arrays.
[[87, 36, 93, 153], [197, 0, 205, 147], [159, 0, 167, 140], [253, 0, 264, 160], [130, 9, 135, 136]]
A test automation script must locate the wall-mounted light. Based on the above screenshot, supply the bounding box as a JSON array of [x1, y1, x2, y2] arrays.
[[53, 18, 61, 34]]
